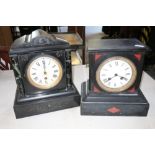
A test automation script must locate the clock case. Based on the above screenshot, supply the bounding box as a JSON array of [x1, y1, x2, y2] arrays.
[[81, 39, 150, 116], [9, 29, 83, 118]]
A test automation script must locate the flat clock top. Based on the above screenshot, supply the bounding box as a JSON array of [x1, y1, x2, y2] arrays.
[[26, 55, 63, 89], [96, 56, 137, 92], [88, 39, 149, 52]]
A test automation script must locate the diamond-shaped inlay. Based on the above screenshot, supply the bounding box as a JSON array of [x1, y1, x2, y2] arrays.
[[107, 106, 121, 113], [128, 87, 135, 93], [95, 54, 102, 61], [134, 53, 142, 61], [93, 85, 100, 93]]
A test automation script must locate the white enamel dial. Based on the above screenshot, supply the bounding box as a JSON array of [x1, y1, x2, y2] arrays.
[[26, 55, 63, 89], [96, 56, 137, 92]]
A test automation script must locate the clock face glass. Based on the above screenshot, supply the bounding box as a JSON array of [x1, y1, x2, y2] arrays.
[[26, 55, 63, 89], [96, 56, 137, 92]]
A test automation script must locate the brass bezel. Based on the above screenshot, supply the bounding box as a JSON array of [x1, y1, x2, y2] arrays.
[[26, 55, 63, 90], [96, 56, 137, 93]]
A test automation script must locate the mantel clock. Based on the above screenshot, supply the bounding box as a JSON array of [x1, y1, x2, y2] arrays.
[[81, 39, 150, 116], [9, 29, 83, 118]]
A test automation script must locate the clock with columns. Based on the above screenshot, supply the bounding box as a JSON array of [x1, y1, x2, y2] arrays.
[[9, 29, 83, 118]]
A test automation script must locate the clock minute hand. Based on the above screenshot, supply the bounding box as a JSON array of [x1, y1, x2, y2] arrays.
[[42, 61, 46, 73], [42, 61, 48, 83]]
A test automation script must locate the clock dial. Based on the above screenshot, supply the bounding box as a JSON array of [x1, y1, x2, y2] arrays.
[[26, 55, 63, 89], [96, 56, 137, 92]]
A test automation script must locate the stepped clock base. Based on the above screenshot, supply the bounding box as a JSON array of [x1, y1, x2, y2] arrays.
[[81, 81, 149, 116], [14, 86, 80, 118]]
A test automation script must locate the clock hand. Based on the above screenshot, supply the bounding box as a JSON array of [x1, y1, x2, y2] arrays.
[[42, 61, 47, 75], [117, 75, 128, 81], [121, 77, 128, 81], [104, 74, 117, 83]]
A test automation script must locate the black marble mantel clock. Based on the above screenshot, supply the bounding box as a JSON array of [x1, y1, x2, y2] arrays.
[[81, 39, 150, 116], [9, 29, 83, 118]]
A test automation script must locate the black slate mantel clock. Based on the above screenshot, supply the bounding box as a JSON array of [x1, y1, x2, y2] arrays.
[[81, 39, 150, 116], [9, 29, 83, 118]]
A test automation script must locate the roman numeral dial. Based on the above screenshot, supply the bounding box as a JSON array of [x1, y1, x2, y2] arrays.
[[26, 55, 63, 89], [96, 56, 137, 92]]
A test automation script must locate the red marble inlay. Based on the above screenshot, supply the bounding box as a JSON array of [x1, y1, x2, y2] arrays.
[[107, 106, 121, 113], [134, 53, 142, 61], [93, 85, 100, 93], [128, 87, 136, 93], [95, 54, 102, 61]]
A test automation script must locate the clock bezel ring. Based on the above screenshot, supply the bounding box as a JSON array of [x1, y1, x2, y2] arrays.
[[96, 56, 137, 93], [26, 54, 63, 90]]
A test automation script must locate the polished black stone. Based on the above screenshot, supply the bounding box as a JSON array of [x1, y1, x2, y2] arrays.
[[81, 81, 149, 116]]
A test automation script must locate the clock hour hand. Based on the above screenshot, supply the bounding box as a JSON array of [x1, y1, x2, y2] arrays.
[[121, 77, 128, 81], [117, 75, 128, 81]]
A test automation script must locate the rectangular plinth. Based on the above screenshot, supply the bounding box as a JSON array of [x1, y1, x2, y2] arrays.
[[81, 82, 149, 116], [14, 86, 80, 118]]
